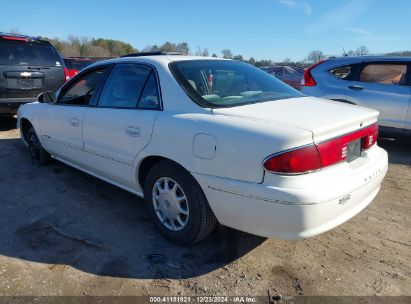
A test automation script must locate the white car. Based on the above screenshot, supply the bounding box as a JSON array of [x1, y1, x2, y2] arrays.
[[17, 54, 388, 245]]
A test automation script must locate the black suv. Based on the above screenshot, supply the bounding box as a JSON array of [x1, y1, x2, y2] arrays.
[[0, 33, 66, 116]]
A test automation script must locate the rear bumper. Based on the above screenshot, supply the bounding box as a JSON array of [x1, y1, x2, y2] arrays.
[[193, 146, 388, 239], [0, 98, 34, 115]]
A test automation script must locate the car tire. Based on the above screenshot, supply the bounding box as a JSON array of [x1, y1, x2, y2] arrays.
[[28, 127, 51, 165], [144, 160, 217, 245]]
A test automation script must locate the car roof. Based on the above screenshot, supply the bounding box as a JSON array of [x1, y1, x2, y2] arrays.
[[88, 54, 229, 68], [327, 55, 411, 63], [0, 32, 50, 44]]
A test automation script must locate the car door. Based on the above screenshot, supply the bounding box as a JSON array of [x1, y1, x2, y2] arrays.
[[41, 66, 109, 163], [82, 63, 162, 189], [345, 61, 411, 131]]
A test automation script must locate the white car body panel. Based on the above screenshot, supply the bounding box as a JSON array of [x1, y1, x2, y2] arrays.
[[194, 145, 387, 239], [40, 104, 86, 149], [82, 107, 160, 187], [17, 55, 388, 240], [214, 96, 379, 142]]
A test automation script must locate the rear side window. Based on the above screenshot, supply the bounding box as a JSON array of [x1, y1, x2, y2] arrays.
[[59, 68, 107, 105], [329, 65, 353, 80], [0, 40, 62, 66], [138, 72, 161, 109], [359, 64, 407, 85], [98, 63, 161, 109]]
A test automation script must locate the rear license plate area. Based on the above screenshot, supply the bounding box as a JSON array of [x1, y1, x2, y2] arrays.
[[7, 78, 43, 90], [17, 77, 34, 89], [346, 138, 361, 163]]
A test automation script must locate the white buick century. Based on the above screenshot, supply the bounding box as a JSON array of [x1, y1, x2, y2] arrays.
[[17, 54, 388, 244]]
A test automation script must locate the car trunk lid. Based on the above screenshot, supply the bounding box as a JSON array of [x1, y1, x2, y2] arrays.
[[212, 96, 379, 142]]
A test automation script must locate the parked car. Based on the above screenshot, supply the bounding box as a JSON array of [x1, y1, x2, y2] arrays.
[[301, 56, 411, 137], [262, 66, 304, 90], [64, 57, 94, 79], [17, 53, 388, 244], [0, 33, 67, 116]]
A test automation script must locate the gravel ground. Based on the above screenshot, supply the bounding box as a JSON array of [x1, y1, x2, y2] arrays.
[[0, 116, 410, 297]]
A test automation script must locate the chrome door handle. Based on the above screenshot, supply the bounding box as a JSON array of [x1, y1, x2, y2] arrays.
[[348, 85, 364, 91], [70, 118, 80, 127], [125, 126, 140, 137]]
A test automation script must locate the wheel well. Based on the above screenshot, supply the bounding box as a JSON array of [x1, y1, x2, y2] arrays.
[[137, 156, 190, 190], [20, 118, 33, 143], [138, 156, 167, 190]]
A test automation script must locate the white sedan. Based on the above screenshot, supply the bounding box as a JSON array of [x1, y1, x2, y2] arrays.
[[17, 54, 388, 244]]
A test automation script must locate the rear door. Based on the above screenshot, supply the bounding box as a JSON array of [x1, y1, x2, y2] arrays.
[[82, 63, 162, 188], [0, 37, 65, 102], [41, 66, 109, 163], [345, 61, 411, 130]]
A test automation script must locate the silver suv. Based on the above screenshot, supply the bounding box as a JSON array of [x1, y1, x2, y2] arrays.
[[301, 56, 411, 137]]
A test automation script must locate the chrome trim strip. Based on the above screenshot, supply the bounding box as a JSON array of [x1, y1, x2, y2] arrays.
[[208, 164, 385, 206], [207, 185, 304, 205]]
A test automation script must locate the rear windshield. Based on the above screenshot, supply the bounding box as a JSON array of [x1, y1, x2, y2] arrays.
[[64, 59, 93, 70], [169, 60, 303, 108], [0, 40, 62, 66]]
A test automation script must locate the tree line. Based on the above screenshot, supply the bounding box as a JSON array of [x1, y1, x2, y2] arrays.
[[43, 36, 136, 58]]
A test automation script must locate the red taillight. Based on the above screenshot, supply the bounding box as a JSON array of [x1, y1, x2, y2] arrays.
[[263, 145, 322, 174], [64, 67, 71, 82], [1, 35, 30, 42], [361, 123, 378, 150], [263, 123, 379, 174], [301, 60, 327, 87]]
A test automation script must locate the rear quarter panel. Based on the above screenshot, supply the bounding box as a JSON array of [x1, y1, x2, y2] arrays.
[[135, 112, 314, 185], [302, 59, 363, 102]]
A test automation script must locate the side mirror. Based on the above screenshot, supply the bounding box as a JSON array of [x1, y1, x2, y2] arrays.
[[37, 91, 56, 103]]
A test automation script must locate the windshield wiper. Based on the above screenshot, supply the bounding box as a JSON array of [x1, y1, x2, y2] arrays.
[[28, 66, 51, 70]]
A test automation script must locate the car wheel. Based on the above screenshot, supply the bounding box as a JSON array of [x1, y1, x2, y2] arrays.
[[28, 127, 51, 165], [144, 160, 217, 245]]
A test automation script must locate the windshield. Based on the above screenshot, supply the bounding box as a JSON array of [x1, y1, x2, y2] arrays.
[[64, 59, 93, 70], [169, 60, 303, 108], [0, 40, 62, 66]]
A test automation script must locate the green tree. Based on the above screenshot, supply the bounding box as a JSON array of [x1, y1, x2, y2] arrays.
[[176, 42, 190, 54], [160, 42, 176, 52], [233, 54, 244, 61]]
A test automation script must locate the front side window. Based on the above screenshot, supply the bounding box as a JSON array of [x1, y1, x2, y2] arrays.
[[97, 64, 161, 109], [59, 68, 107, 105], [170, 60, 303, 108], [359, 64, 407, 85]]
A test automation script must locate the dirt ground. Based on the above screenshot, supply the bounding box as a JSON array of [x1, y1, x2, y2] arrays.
[[0, 116, 410, 297]]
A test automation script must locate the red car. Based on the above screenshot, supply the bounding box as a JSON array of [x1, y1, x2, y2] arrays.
[[262, 66, 304, 90], [63, 57, 94, 80]]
